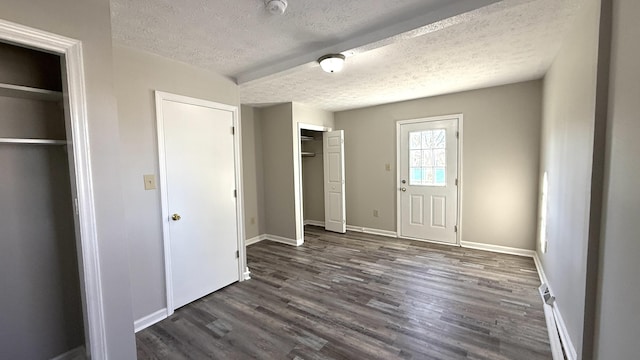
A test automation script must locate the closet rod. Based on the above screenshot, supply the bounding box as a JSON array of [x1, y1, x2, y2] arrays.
[[0, 138, 67, 145]]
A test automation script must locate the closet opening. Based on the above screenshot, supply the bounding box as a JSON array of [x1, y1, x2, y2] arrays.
[[0, 40, 87, 359], [295, 123, 346, 243], [300, 128, 325, 228]]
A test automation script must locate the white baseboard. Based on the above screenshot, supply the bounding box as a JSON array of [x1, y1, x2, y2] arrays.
[[552, 302, 577, 360], [533, 252, 549, 284], [346, 225, 398, 238], [242, 269, 251, 280], [50, 346, 85, 360], [245, 234, 267, 246], [304, 220, 325, 227], [533, 253, 577, 360], [542, 302, 565, 360], [265, 234, 304, 247], [460, 241, 536, 258], [134, 308, 168, 333]]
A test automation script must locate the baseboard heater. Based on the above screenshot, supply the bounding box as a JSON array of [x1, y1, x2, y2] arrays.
[[539, 284, 565, 360]]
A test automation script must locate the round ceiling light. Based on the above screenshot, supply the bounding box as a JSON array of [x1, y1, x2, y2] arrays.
[[265, 0, 288, 15], [318, 54, 346, 73]]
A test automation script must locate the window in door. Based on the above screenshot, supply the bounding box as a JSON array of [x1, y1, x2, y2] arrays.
[[409, 129, 447, 186]]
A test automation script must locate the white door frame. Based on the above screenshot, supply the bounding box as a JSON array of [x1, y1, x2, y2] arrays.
[[294, 123, 332, 243], [0, 20, 107, 359], [396, 114, 464, 246], [155, 91, 247, 316]]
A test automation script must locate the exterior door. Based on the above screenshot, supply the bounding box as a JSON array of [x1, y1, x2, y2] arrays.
[[398, 117, 459, 244], [323, 130, 346, 233], [158, 94, 239, 310]]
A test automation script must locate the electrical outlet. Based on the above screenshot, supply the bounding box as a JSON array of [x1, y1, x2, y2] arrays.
[[385, 163, 391, 171], [373, 209, 379, 217], [143, 174, 156, 190]]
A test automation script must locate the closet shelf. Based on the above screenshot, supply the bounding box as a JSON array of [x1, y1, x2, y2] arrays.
[[300, 135, 315, 142], [0, 137, 67, 145], [0, 82, 63, 101], [301, 151, 316, 157]]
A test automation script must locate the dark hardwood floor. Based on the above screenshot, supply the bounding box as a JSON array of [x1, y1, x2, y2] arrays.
[[136, 226, 551, 359]]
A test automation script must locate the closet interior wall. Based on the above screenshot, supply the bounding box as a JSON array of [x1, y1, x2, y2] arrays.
[[0, 41, 84, 359], [301, 129, 325, 224]]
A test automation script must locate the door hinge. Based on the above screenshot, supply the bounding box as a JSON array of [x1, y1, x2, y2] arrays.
[[454, 225, 458, 233], [235, 250, 239, 259], [231, 126, 235, 135], [233, 189, 237, 198], [455, 178, 458, 186], [456, 131, 459, 138], [74, 197, 79, 215]]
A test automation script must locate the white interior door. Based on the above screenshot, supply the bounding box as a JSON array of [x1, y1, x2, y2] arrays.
[[159, 96, 239, 310], [399, 117, 458, 244], [323, 130, 346, 233]]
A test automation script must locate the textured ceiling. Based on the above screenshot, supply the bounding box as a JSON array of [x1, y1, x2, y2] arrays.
[[111, 0, 584, 112]]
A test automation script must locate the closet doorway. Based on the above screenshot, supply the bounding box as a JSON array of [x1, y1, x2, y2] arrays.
[[295, 123, 346, 241], [0, 21, 102, 360]]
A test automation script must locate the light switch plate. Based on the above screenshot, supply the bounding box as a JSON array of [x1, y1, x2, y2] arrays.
[[385, 163, 391, 171], [143, 174, 157, 190]]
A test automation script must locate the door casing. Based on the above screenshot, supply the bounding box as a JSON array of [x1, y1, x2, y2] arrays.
[[155, 91, 247, 317], [396, 114, 464, 245]]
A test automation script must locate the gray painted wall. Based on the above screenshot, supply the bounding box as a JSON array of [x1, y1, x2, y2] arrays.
[[334, 81, 542, 250], [260, 103, 297, 239], [594, 0, 640, 357], [242, 105, 266, 240], [113, 45, 239, 322], [0, 1, 137, 358], [536, 0, 602, 357]]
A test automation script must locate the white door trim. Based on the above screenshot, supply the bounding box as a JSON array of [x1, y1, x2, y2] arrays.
[[396, 113, 464, 246], [155, 91, 246, 316], [0, 19, 106, 359], [294, 123, 332, 243]]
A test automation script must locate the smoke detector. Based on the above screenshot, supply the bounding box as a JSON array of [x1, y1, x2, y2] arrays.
[[265, 0, 288, 15]]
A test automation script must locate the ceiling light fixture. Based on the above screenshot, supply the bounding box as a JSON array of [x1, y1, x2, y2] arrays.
[[318, 54, 345, 73], [265, 0, 288, 15]]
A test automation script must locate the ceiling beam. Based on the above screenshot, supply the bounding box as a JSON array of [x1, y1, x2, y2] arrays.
[[236, 0, 501, 85]]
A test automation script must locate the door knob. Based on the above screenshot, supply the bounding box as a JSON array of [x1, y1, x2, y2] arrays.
[[401, 187, 407, 192], [171, 213, 181, 221], [401, 179, 407, 184]]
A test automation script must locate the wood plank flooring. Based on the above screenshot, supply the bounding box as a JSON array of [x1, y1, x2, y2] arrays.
[[136, 226, 551, 359]]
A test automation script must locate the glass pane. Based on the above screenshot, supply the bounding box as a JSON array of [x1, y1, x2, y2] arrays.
[[422, 150, 433, 166], [409, 132, 422, 149], [422, 131, 432, 148], [410, 150, 422, 167], [433, 149, 446, 167], [435, 167, 446, 185], [423, 167, 434, 184], [433, 130, 446, 149], [410, 167, 423, 185]]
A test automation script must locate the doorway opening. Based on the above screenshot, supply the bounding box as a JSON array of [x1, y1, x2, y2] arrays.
[[294, 123, 346, 243]]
